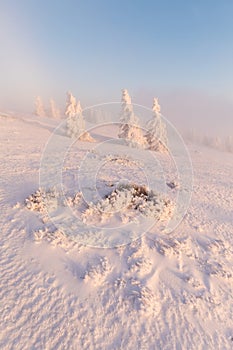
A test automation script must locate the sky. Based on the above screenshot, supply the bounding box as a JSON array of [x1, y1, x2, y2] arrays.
[[0, 0, 233, 135]]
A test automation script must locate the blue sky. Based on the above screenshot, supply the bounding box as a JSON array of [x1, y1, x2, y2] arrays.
[[0, 0, 233, 133]]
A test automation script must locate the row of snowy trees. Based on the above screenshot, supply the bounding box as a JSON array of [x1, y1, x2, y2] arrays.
[[34, 90, 169, 152], [118, 89, 168, 151], [34, 96, 60, 118], [64, 89, 168, 151], [185, 129, 233, 153], [34, 92, 233, 153]]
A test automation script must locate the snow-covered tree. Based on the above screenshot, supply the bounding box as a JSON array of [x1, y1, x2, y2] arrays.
[[212, 136, 222, 150], [202, 134, 211, 147], [225, 135, 233, 153], [50, 98, 60, 118], [66, 94, 94, 141], [118, 89, 146, 147], [145, 98, 168, 152], [186, 128, 199, 143], [34, 96, 45, 117], [65, 91, 77, 118], [203, 135, 222, 150]]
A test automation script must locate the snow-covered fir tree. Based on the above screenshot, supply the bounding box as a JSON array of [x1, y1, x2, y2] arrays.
[[145, 98, 168, 152], [34, 96, 45, 117], [225, 135, 233, 153], [202, 134, 221, 150], [212, 136, 222, 150], [118, 89, 146, 147], [202, 134, 211, 147], [65, 92, 77, 118], [66, 93, 94, 141], [50, 98, 60, 118]]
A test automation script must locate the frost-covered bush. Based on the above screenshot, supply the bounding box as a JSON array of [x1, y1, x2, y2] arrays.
[[65, 92, 94, 141], [33, 228, 82, 251], [82, 257, 111, 284], [128, 282, 156, 312], [82, 183, 173, 224], [34, 228, 65, 244], [118, 89, 146, 148], [65, 192, 82, 207], [145, 98, 168, 152], [25, 187, 62, 213]]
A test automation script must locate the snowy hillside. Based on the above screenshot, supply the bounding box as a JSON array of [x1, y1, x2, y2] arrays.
[[0, 113, 233, 349]]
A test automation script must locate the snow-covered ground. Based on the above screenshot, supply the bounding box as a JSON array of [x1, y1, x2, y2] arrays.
[[0, 113, 233, 349]]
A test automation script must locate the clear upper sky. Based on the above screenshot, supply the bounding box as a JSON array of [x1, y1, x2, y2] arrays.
[[1, 0, 233, 123]]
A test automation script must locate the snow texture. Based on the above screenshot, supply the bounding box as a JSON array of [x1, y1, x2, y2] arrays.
[[1, 112, 233, 349]]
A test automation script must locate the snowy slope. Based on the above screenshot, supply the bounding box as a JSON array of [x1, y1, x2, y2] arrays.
[[0, 114, 233, 349]]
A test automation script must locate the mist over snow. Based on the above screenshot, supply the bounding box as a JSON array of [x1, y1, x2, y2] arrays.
[[134, 87, 233, 140]]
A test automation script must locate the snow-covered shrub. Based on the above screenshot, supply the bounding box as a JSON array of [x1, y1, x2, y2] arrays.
[[34, 228, 65, 244], [82, 183, 173, 224], [145, 98, 168, 152], [82, 257, 111, 284], [128, 255, 152, 274], [65, 192, 82, 207], [118, 89, 146, 148], [50, 98, 60, 118], [65, 92, 94, 141], [25, 187, 61, 213], [34, 96, 45, 117], [33, 228, 81, 251], [125, 279, 158, 314]]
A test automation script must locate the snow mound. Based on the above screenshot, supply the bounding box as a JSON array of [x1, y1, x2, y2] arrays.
[[79, 131, 95, 142]]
